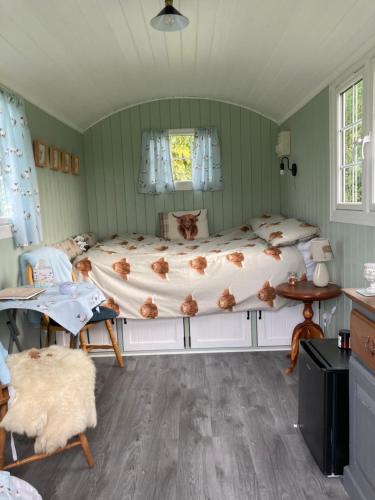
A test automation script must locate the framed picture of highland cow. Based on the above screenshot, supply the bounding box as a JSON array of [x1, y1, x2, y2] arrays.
[[71, 155, 80, 175], [49, 145, 61, 171], [61, 151, 72, 174], [33, 140, 49, 168]]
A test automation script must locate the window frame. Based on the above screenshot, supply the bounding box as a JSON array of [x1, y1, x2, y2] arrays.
[[168, 128, 194, 191], [330, 54, 375, 226]]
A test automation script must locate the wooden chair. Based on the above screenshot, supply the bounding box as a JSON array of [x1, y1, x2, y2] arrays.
[[0, 385, 94, 470], [26, 265, 124, 368]]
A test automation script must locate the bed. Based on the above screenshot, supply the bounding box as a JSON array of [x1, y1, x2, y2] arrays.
[[73, 224, 310, 320]]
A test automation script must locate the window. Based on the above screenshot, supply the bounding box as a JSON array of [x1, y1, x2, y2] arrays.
[[169, 129, 194, 190], [330, 53, 375, 225], [338, 79, 363, 204]]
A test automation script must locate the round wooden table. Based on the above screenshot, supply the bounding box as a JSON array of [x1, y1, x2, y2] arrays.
[[276, 281, 341, 374]]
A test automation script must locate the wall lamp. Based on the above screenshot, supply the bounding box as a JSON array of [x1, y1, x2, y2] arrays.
[[280, 156, 297, 177]]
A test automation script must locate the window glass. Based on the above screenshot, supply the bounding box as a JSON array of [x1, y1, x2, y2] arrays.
[[169, 133, 194, 182], [339, 79, 363, 204]]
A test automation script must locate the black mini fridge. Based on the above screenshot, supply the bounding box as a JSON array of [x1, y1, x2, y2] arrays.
[[298, 339, 351, 475]]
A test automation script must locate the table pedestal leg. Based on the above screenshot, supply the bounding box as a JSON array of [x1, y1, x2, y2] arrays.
[[286, 301, 324, 374]]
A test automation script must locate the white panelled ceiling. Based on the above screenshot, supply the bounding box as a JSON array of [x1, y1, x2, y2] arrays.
[[1, 0, 375, 130]]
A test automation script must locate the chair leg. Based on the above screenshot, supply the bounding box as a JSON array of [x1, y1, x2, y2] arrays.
[[79, 433, 94, 468], [0, 427, 6, 470], [45, 327, 52, 348], [79, 329, 88, 353], [104, 320, 124, 368]]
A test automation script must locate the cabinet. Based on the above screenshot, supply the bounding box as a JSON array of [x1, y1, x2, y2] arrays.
[[189, 311, 252, 349], [123, 317, 184, 352], [343, 356, 375, 499], [257, 302, 318, 347]]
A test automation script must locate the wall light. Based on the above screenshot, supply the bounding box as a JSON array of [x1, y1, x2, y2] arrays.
[[280, 156, 297, 176]]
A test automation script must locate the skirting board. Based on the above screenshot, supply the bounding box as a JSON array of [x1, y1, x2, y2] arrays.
[[89, 345, 291, 358]]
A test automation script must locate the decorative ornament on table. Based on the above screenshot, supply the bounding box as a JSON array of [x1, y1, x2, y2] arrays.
[[363, 263, 375, 294]]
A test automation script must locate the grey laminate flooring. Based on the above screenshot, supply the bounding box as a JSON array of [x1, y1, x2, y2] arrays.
[[11, 352, 349, 500]]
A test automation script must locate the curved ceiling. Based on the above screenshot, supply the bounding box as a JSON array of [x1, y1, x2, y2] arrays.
[[1, 0, 375, 131]]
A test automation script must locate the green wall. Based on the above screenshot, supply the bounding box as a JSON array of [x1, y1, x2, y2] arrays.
[[0, 101, 87, 347], [0, 101, 87, 290], [84, 99, 280, 238], [280, 88, 373, 330]]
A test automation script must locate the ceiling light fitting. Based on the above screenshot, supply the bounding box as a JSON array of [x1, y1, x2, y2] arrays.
[[150, 0, 189, 32]]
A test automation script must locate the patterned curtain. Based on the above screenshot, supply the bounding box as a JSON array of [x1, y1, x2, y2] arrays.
[[0, 89, 42, 247], [138, 130, 175, 194], [192, 127, 223, 191]]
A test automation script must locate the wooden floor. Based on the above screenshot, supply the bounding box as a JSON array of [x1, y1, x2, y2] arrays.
[[11, 352, 349, 500]]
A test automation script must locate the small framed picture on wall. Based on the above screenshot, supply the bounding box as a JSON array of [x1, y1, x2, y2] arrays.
[[33, 140, 49, 168], [49, 146, 61, 171], [71, 155, 80, 175], [61, 151, 72, 173]]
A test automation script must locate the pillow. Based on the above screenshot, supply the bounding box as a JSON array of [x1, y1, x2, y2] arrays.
[[73, 232, 97, 251], [159, 209, 209, 241], [248, 213, 285, 231], [254, 218, 319, 247], [81, 232, 97, 248], [52, 238, 82, 260]]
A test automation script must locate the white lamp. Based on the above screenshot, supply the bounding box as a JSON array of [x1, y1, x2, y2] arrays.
[[311, 238, 333, 287]]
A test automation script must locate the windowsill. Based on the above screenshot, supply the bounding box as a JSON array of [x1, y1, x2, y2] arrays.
[[174, 180, 193, 192], [330, 209, 375, 227]]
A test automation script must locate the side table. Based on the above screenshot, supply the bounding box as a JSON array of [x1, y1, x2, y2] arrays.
[[276, 281, 341, 373]]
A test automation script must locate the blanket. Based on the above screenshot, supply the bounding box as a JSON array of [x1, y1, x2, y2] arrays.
[[74, 226, 307, 319]]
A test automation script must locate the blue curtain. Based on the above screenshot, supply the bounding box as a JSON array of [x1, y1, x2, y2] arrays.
[[192, 127, 223, 191], [138, 130, 175, 194], [0, 89, 42, 247]]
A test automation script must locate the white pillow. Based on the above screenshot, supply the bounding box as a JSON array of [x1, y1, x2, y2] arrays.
[[254, 218, 319, 247], [159, 209, 209, 241], [248, 213, 285, 231]]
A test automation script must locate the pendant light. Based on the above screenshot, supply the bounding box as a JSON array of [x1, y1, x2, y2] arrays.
[[150, 0, 189, 32]]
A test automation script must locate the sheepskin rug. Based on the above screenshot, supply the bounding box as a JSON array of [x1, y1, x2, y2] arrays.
[[1, 345, 96, 454]]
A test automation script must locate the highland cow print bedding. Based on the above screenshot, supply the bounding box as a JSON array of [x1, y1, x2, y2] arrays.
[[74, 226, 307, 319]]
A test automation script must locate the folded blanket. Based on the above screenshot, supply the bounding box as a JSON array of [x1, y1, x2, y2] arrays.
[[20, 246, 72, 285]]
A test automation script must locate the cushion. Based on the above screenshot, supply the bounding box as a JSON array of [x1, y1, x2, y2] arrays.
[[254, 218, 319, 247], [49, 306, 117, 327], [52, 238, 82, 260], [248, 213, 285, 231], [159, 209, 209, 241], [72, 232, 98, 253]]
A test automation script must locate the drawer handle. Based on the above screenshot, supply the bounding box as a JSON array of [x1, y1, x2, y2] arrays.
[[365, 337, 375, 355]]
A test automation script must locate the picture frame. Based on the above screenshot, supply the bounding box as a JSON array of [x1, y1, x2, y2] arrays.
[[61, 151, 72, 174], [49, 145, 61, 171], [71, 155, 80, 175], [33, 140, 49, 168]]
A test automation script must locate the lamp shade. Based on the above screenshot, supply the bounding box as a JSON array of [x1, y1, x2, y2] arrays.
[[150, 0, 189, 32], [310, 238, 333, 262]]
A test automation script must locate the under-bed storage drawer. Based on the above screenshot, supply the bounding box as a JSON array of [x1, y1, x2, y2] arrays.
[[257, 303, 319, 347], [123, 318, 184, 351], [189, 312, 252, 349]]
